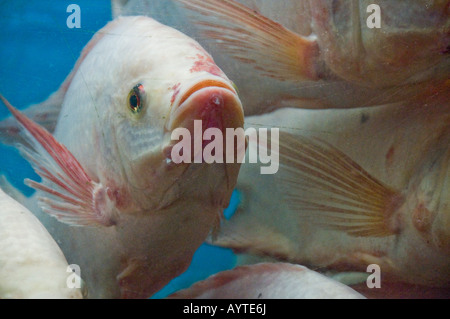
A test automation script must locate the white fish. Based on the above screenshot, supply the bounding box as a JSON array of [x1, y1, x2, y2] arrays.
[[162, 0, 448, 114], [0, 187, 83, 299], [0, 16, 244, 298], [169, 262, 365, 299], [210, 92, 450, 290]]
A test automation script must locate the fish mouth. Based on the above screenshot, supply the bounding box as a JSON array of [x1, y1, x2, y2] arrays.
[[165, 78, 244, 206], [168, 79, 243, 132]]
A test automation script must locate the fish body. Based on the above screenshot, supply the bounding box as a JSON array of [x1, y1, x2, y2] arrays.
[[308, 0, 449, 87], [115, 0, 449, 114], [0, 187, 83, 299], [169, 262, 366, 299], [213, 94, 450, 288], [0, 16, 244, 298]]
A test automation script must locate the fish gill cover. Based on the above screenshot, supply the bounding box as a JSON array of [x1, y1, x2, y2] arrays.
[[0, 0, 237, 299]]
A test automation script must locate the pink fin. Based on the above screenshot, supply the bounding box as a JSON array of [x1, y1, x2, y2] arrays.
[[168, 262, 365, 299], [0, 91, 62, 147], [275, 132, 403, 237], [0, 94, 114, 227], [175, 0, 320, 81]]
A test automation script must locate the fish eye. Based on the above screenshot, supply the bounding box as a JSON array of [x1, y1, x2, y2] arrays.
[[127, 84, 145, 113]]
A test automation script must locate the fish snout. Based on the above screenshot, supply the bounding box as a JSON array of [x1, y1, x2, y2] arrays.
[[169, 81, 244, 132], [166, 81, 244, 205], [168, 81, 245, 165]]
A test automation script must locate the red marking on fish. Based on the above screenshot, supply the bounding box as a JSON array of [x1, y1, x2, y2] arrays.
[[106, 185, 130, 211], [170, 83, 181, 105], [386, 145, 395, 167], [190, 54, 223, 76]]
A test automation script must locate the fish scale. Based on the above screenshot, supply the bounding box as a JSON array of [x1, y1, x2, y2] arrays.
[[115, 119, 164, 158]]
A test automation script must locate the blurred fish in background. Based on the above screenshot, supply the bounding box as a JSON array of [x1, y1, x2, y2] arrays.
[[169, 263, 366, 299], [213, 97, 449, 297], [0, 186, 83, 298], [113, 0, 449, 115]]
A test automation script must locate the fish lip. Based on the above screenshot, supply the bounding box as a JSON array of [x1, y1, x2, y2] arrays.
[[167, 82, 244, 132], [177, 79, 237, 108]]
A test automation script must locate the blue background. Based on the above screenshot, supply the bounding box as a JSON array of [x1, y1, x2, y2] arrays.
[[0, 0, 237, 298]]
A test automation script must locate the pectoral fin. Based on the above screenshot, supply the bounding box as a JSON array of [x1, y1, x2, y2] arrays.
[[0, 91, 63, 147], [0, 95, 114, 227], [175, 0, 320, 81], [276, 132, 404, 237]]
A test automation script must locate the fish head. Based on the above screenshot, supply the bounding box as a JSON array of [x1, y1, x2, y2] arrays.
[[101, 17, 244, 218], [310, 0, 449, 87], [408, 129, 450, 255]]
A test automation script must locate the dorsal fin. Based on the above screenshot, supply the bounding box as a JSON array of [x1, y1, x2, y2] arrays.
[[175, 0, 320, 81]]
